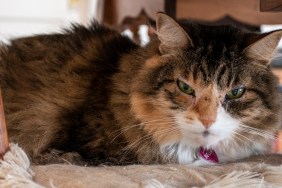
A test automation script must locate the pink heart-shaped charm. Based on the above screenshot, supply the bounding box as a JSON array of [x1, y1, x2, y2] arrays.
[[198, 147, 219, 163]]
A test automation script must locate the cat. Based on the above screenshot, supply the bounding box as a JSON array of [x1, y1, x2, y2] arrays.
[[0, 12, 281, 166]]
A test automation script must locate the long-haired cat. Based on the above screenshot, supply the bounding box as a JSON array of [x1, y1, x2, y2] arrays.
[[0, 13, 281, 165]]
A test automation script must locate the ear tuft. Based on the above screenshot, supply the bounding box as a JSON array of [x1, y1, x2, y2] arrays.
[[244, 30, 282, 65], [155, 13, 193, 54]]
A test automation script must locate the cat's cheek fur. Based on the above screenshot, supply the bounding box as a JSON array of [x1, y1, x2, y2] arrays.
[[207, 106, 241, 147], [164, 106, 251, 164]]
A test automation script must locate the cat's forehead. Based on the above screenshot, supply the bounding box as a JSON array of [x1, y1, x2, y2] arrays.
[[171, 49, 248, 88], [183, 25, 244, 59], [155, 21, 278, 88], [181, 23, 244, 47]]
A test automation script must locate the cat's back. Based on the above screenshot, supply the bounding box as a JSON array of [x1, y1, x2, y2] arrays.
[[0, 22, 138, 155], [0, 22, 138, 95], [0, 22, 137, 79]]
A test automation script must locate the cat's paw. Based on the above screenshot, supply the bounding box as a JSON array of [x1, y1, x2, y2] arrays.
[[32, 149, 87, 166], [191, 158, 217, 166]]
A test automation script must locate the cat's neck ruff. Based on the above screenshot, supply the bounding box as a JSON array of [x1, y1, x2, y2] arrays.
[[161, 106, 270, 165]]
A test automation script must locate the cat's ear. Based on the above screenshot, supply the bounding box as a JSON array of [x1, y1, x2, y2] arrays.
[[155, 12, 193, 54], [244, 30, 282, 65]]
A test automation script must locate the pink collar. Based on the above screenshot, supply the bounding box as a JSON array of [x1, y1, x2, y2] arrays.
[[198, 147, 219, 163]]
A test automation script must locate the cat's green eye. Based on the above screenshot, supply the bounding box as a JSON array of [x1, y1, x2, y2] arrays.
[[225, 87, 245, 100], [177, 80, 195, 95]]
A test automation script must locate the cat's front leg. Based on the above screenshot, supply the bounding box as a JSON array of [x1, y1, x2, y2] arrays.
[[32, 149, 87, 165], [192, 158, 217, 166]]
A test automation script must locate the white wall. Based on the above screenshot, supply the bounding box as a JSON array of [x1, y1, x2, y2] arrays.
[[0, 0, 101, 42]]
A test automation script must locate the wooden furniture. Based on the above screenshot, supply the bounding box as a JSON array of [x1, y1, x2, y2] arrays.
[[103, 0, 164, 26], [102, 0, 282, 44], [103, 0, 282, 26], [174, 0, 282, 26], [0, 89, 9, 159], [102, 0, 282, 81], [260, 0, 282, 12]]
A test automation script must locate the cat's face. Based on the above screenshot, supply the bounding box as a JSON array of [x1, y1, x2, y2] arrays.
[[130, 13, 282, 163]]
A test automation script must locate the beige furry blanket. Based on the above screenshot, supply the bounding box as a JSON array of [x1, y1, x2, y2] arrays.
[[1, 144, 282, 188]]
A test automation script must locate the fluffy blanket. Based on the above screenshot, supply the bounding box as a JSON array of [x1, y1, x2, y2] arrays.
[[1, 144, 282, 188]]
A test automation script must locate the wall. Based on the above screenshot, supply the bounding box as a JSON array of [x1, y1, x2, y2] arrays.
[[0, 0, 102, 42]]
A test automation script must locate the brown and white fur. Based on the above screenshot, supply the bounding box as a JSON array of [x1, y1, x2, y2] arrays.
[[0, 13, 281, 165]]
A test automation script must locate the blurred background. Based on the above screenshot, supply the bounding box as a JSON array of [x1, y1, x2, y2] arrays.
[[0, 0, 282, 46], [0, 0, 103, 42], [1, 0, 282, 151]]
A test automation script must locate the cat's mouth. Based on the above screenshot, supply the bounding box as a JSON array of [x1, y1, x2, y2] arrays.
[[197, 147, 219, 163]]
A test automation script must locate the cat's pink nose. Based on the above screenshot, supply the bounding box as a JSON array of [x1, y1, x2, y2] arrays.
[[200, 119, 214, 128]]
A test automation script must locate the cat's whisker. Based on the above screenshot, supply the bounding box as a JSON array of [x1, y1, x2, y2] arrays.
[[119, 131, 159, 158], [124, 126, 180, 152], [239, 130, 276, 141], [110, 118, 176, 142], [231, 131, 260, 155], [125, 131, 164, 151], [224, 133, 253, 161], [240, 124, 275, 135], [115, 119, 176, 134], [233, 131, 254, 144], [126, 127, 181, 160], [152, 127, 181, 142], [235, 126, 281, 153], [238, 125, 277, 140], [110, 124, 141, 143]]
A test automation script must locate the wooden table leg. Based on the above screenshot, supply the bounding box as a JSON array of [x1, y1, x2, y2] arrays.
[[0, 89, 9, 159], [165, 0, 176, 18]]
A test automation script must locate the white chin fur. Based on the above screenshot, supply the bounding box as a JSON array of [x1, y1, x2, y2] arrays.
[[161, 106, 268, 164]]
